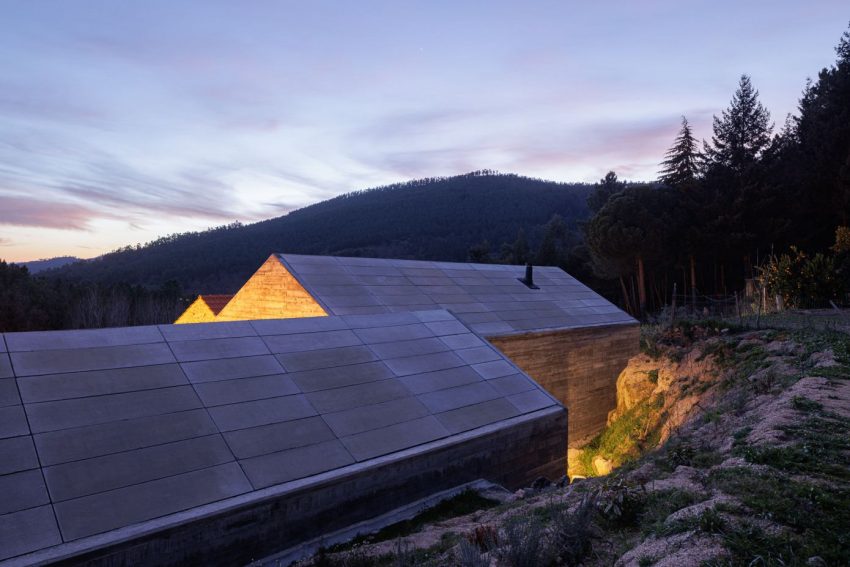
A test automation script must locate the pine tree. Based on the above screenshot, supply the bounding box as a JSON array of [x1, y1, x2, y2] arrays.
[[703, 75, 773, 174], [659, 116, 699, 187], [587, 171, 625, 212]]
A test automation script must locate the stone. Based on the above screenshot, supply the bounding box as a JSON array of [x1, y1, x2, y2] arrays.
[[592, 456, 613, 476]]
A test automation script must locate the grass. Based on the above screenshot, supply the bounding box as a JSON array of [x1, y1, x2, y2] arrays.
[[324, 490, 498, 553], [708, 467, 850, 565], [575, 394, 665, 477]]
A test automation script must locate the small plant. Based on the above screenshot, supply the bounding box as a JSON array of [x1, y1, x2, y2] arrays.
[[595, 478, 646, 527], [465, 524, 498, 551], [638, 555, 655, 567], [790, 395, 822, 412], [697, 508, 725, 534], [455, 539, 489, 567], [497, 515, 552, 567], [549, 494, 597, 565]]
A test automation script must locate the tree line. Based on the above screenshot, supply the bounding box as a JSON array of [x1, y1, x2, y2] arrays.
[[0, 261, 182, 332], [577, 25, 850, 316]]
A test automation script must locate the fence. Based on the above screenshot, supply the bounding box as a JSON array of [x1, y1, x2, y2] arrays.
[[649, 284, 850, 332]]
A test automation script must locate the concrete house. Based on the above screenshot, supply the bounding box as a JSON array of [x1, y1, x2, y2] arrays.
[[174, 294, 233, 324], [0, 312, 565, 565], [192, 253, 639, 446]]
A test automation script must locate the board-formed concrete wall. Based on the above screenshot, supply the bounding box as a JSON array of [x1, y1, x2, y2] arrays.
[[36, 408, 566, 567], [217, 256, 327, 322], [488, 322, 639, 447]]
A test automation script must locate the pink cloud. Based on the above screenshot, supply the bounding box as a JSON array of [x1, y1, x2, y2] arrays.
[[0, 195, 99, 230]]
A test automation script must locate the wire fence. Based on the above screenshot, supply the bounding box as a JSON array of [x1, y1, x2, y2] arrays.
[[649, 286, 850, 333]]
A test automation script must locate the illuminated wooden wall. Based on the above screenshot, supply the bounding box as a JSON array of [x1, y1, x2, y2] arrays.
[[175, 296, 218, 324], [215, 256, 327, 322]]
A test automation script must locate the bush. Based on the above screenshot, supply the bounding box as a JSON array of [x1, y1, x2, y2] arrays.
[[758, 247, 844, 307]]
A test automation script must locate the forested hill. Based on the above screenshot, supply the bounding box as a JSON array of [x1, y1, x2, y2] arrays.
[[48, 172, 594, 293]]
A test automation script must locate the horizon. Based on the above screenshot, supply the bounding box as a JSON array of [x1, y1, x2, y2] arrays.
[[1, 1, 848, 262]]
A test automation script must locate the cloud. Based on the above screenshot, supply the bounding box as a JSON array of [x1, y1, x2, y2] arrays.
[[0, 195, 100, 230]]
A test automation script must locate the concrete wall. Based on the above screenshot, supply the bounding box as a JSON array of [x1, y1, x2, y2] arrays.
[[217, 256, 327, 322], [174, 297, 216, 324], [46, 409, 566, 567], [488, 323, 639, 447]]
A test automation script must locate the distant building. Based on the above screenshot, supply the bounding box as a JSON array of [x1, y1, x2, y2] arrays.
[[179, 253, 639, 447], [174, 294, 233, 324]]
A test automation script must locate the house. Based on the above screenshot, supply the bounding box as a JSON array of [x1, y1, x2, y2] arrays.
[[0, 311, 565, 565], [174, 294, 233, 324], [188, 254, 640, 446]]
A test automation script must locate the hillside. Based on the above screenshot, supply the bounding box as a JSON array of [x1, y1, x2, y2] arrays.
[[46, 172, 593, 294], [15, 256, 81, 274], [284, 318, 850, 566]]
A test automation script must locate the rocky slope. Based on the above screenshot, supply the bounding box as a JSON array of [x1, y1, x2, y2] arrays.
[[283, 320, 850, 567]]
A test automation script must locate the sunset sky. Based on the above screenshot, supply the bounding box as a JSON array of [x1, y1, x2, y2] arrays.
[[1, 1, 848, 262]]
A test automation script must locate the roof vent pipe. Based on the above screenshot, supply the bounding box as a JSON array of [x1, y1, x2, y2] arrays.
[[519, 262, 539, 289]]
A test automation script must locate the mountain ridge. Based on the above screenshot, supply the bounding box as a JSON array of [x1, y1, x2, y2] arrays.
[[45, 172, 600, 294]]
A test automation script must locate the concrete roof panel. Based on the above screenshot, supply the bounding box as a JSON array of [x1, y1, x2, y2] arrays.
[[435, 399, 521, 435], [262, 329, 362, 354], [180, 355, 286, 384], [0, 469, 50, 515], [0, 436, 39, 475], [169, 336, 271, 363], [207, 395, 317, 432], [240, 439, 354, 489], [417, 381, 501, 413], [43, 435, 234, 502], [305, 378, 410, 414], [193, 374, 299, 407], [25, 386, 203, 434], [0, 506, 61, 562], [0, 354, 13, 379], [4, 326, 163, 352], [321, 396, 430, 437], [397, 366, 484, 395], [0, 406, 31, 439], [277, 254, 636, 335], [33, 409, 219, 466], [276, 346, 377, 372], [0, 310, 563, 562], [10, 343, 176, 377], [158, 321, 256, 342], [53, 462, 252, 541], [0, 378, 20, 407], [222, 416, 335, 460], [17, 364, 188, 403], [340, 415, 450, 461]]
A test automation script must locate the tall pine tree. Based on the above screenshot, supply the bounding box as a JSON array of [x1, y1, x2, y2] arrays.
[[703, 75, 773, 174], [660, 116, 699, 187]]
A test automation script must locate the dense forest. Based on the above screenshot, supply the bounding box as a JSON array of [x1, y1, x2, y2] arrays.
[[579, 24, 850, 315], [2, 24, 849, 332]]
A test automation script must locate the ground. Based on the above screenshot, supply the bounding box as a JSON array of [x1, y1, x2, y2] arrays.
[[275, 316, 850, 567]]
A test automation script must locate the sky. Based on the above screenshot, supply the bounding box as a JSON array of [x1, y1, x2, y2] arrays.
[[1, 1, 848, 262]]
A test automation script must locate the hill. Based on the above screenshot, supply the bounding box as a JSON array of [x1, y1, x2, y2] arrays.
[[15, 256, 81, 274], [47, 172, 594, 293]]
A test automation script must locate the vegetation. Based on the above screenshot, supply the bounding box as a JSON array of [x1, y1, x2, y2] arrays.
[[0, 260, 181, 331], [585, 25, 850, 315]]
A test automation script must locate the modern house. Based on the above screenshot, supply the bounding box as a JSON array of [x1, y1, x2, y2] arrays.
[[183, 254, 640, 446], [0, 254, 637, 565], [0, 311, 565, 565]]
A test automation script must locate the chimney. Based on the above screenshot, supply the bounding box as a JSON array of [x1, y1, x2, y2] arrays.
[[518, 262, 539, 289]]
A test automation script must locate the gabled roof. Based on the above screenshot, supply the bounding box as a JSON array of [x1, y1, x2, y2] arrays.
[[0, 310, 560, 563], [200, 294, 233, 315], [276, 254, 636, 336]]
